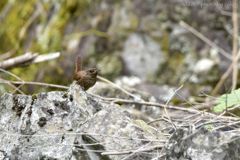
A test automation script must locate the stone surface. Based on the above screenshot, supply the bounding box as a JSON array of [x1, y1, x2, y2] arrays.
[[1, 82, 240, 159], [166, 128, 240, 160], [0, 82, 165, 160], [89, 82, 162, 120], [0, 82, 103, 159], [121, 33, 163, 79]]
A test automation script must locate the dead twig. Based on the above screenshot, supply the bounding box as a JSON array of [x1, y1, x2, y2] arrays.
[[179, 20, 232, 60], [0, 52, 38, 70], [19, 7, 40, 39], [0, 52, 60, 70], [2, 80, 25, 95], [0, 79, 69, 90], [0, 68, 25, 94], [97, 76, 144, 102], [231, 0, 239, 91], [211, 49, 240, 96], [21, 52, 60, 66], [92, 94, 240, 121], [162, 85, 184, 129]]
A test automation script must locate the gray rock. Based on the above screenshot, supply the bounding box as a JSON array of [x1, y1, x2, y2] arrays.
[[0, 82, 165, 160], [1, 82, 240, 160], [0, 82, 102, 160], [122, 33, 163, 79], [193, 59, 215, 74], [166, 128, 240, 160], [89, 82, 163, 120]]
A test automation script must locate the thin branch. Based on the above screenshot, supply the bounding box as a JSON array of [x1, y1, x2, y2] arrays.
[[231, 0, 239, 91], [0, 79, 69, 90], [179, 20, 232, 60], [0, 68, 24, 82], [19, 5, 40, 39], [121, 142, 152, 160], [2, 80, 25, 95], [21, 52, 60, 66], [19, 1, 47, 40], [97, 76, 144, 102], [92, 93, 240, 121], [215, 5, 233, 17], [0, 52, 38, 70], [0, 68, 25, 94], [214, 120, 240, 130], [0, 52, 60, 70], [211, 49, 240, 96], [162, 85, 184, 129]]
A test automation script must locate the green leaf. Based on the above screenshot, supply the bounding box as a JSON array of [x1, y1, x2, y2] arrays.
[[213, 88, 240, 112], [204, 124, 214, 130]]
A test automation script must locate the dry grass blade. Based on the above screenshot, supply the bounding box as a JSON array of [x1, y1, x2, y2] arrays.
[[0, 79, 69, 90], [211, 49, 240, 96], [97, 75, 144, 102], [0, 68, 25, 94], [231, 0, 239, 91]]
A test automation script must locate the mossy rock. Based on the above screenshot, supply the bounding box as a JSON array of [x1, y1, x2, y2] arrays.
[[97, 52, 122, 80]]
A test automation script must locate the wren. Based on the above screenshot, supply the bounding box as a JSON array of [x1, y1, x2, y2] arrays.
[[72, 56, 100, 91]]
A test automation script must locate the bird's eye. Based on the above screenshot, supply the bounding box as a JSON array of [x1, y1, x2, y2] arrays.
[[90, 70, 93, 73]]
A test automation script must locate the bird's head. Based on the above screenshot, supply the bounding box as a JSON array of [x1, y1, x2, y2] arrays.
[[86, 68, 100, 77]]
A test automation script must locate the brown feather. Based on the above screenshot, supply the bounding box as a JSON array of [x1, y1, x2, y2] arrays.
[[72, 68, 100, 90], [75, 56, 82, 73]]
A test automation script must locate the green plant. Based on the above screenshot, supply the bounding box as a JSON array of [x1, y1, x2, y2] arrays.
[[214, 88, 240, 112], [204, 124, 214, 130]]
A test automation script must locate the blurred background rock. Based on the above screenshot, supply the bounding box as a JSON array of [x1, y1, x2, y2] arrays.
[[0, 0, 237, 104]]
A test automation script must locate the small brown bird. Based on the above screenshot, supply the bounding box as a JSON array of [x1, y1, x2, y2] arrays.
[[72, 56, 100, 90]]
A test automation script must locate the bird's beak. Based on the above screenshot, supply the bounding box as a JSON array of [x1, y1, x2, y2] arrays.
[[97, 69, 101, 72]]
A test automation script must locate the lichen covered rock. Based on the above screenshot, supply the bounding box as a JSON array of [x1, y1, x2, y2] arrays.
[[0, 82, 165, 159]]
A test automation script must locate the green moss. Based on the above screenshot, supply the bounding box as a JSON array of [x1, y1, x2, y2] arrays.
[[40, 117, 46, 121], [86, 44, 96, 57], [10, 63, 40, 83], [204, 124, 214, 130], [168, 54, 184, 69], [129, 13, 138, 30], [98, 52, 122, 80], [32, 93, 37, 100], [157, 11, 168, 22], [152, 31, 169, 57], [0, 1, 8, 11], [0, 0, 37, 53], [115, 101, 123, 105], [0, 0, 101, 94], [43, 157, 49, 160], [62, 93, 68, 98]]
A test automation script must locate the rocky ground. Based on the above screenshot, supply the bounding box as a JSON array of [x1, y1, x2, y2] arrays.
[[1, 82, 240, 160]]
